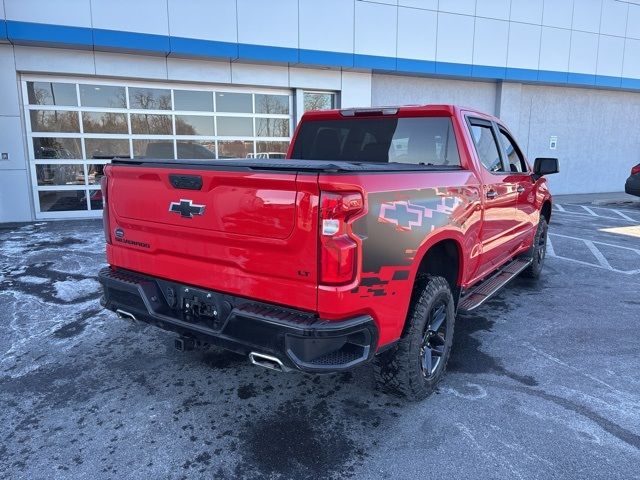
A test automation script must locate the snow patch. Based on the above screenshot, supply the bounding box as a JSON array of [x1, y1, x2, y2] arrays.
[[53, 278, 100, 302]]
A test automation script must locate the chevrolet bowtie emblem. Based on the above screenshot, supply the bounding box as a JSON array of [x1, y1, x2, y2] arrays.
[[169, 199, 206, 218]]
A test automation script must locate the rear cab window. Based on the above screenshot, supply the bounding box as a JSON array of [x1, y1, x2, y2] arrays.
[[291, 116, 461, 167]]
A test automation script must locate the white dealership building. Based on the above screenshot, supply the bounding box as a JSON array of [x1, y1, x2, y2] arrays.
[[0, 0, 638, 221]]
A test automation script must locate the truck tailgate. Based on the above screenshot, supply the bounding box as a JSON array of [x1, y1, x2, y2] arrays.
[[105, 164, 319, 311]]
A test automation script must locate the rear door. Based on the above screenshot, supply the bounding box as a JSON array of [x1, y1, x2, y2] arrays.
[[106, 164, 320, 311], [466, 117, 521, 277]]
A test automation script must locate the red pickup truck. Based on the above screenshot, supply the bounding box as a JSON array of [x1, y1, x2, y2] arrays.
[[98, 105, 558, 400]]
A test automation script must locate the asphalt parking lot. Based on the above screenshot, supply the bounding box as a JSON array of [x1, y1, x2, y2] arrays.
[[1, 202, 639, 480]]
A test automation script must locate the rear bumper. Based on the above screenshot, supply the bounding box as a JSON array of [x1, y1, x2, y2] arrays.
[[98, 267, 378, 373], [625, 175, 640, 197]]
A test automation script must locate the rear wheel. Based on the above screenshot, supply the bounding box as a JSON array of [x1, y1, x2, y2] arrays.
[[522, 217, 548, 279], [374, 275, 455, 401]]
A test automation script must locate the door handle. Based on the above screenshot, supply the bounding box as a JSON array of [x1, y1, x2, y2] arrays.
[[516, 186, 525, 193], [486, 190, 498, 199]]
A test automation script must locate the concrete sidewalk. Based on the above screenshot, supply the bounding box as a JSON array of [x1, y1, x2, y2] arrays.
[[553, 191, 639, 206]]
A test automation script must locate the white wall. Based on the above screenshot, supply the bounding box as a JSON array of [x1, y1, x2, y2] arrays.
[[371, 74, 497, 114], [0, 45, 32, 222]]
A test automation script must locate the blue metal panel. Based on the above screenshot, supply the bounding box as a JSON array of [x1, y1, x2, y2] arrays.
[[595, 75, 622, 88], [505, 67, 538, 82], [396, 58, 436, 75], [436, 62, 473, 77], [170, 36, 238, 60], [299, 49, 353, 68], [6, 20, 92, 48], [93, 28, 170, 55], [354, 54, 396, 70], [238, 43, 298, 64], [472, 65, 506, 80], [537, 70, 568, 84], [4, 20, 640, 93], [567, 72, 596, 86], [621, 78, 640, 90]]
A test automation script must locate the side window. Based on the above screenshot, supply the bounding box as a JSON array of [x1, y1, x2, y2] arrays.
[[468, 122, 504, 173], [498, 129, 528, 173]]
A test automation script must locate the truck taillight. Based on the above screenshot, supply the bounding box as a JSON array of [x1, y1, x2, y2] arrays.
[[632, 164, 640, 176], [319, 191, 364, 285], [101, 175, 111, 244]]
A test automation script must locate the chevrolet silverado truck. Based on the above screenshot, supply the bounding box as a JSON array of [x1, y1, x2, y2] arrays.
[[98, 105, 558, 400]]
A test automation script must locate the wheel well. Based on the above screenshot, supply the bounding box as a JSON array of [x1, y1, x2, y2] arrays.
[[542, 201, 552, 223], [415, 240, 461, 301]]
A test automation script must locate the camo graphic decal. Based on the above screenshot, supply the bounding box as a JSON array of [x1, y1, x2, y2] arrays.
[[351, 187, 476, 298]]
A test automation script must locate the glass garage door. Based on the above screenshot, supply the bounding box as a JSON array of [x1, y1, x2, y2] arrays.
[[21, 76, 293, 219]]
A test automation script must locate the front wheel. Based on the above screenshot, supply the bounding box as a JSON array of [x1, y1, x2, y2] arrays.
[[522, 216, 548, 279], [374, 275, 455, 401]]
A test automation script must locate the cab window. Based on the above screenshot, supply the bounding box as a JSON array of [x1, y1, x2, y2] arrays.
[[468, 120, 505, 173], [498, 128, 528, 173]]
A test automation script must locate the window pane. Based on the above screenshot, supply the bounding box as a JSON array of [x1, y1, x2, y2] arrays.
[[85, 139, 130, 159], [133, 140, 175, 159], [87, 164, 107, 185], [27, 82, 77, 106], [174, 90, 213, 111], [129, 87, 172, 110], [131, 114, 173, 135], [82, 112, 128, 134], [176, 141, 216, 159], [291, 117, 460, 166], [79, 84, 126, 108], [216, 92, 252, 113], [255, 94, 289, 114], [38, 190, 88, 212], [256, 141, 288, 158], [33, 138, 82, 159], [256, 118, 289, 137], [498, 130, 527, 173], [35, 164, 85, 186], [218, 140, 253, 158], [30, 110, 79, 133], [303, 92, 334, 112], [217, 116, 253, 136], [175, 115, 215, 136], [470, 124, 504, 172], [89, 189, 104, 210]]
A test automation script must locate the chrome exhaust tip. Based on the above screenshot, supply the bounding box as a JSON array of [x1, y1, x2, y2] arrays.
[[249, 352, 290, 373], [116, 309, 137, 321]]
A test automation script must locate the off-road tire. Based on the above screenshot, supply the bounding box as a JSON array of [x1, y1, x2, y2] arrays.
[[373, 275, 455, 401], [522, 217, 548, 279]]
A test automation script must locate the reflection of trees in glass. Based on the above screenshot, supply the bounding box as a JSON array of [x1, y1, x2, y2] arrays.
[[175, 118, 197, 135], [304, 92, 334, 112], [255, 94, 289, 114], [257, 141, 289, 154], [256, 118, 289, 137], [30, 110, 80, 133], [27, 82, 77, 106], [82, 112, 128, 134], [130, 88, 172, 110], [131, 114, 173, 135]]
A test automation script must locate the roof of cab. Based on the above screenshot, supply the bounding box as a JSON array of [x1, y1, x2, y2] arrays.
[[301, 104, 499, 123]]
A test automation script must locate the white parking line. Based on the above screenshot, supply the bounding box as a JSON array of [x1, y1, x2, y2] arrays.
[[584, 240, 612, 269], [580, 205, 598, 216], [552, 204, 637, 223], [612, 209, 635, 222], [547, 233, 640, 275]]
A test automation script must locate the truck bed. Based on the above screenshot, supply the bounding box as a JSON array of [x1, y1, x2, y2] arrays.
[[111, 157, 463, 173]]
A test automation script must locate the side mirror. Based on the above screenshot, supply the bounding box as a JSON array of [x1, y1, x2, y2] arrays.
[[533, 157, 559, 180]]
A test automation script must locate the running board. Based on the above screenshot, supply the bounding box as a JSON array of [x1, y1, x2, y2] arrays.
[[457, 257, 532, 314]]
